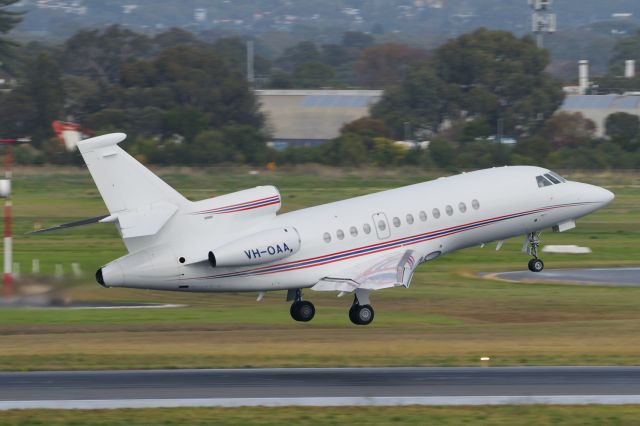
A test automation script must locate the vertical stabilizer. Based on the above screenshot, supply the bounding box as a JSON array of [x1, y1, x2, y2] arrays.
[[77, 133, 187, 214]]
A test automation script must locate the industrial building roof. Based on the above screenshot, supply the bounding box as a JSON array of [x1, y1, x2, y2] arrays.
[[562, 94, 640, 110]]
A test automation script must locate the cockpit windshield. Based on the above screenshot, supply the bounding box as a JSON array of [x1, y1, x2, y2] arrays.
[[536, 175, 552, 187], [548, 171, 566, 183], [536, 170, 567, 188]]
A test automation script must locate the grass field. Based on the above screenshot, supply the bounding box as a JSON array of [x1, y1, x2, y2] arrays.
[[0, 166, 639, 371], [3, 405, 640, 425]]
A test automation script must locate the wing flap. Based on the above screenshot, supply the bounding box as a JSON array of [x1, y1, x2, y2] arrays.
[[311, 249, 418, 293]]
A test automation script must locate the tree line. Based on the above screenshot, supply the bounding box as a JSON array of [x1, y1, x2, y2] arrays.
[[0, 1, 639, 170]]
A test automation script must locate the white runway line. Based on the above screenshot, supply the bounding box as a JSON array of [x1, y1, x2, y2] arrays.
[[60, 304, 187, 310], [3, 395, 640, 410]]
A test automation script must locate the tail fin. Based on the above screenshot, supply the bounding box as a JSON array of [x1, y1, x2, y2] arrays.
[[77, 133, 187, 214]]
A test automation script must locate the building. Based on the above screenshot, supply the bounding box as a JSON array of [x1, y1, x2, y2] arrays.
[[560, 93, 640, 137], [256, 89, 383, 150]]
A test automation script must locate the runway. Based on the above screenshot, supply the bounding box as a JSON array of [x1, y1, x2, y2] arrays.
[[2, 367, 640, 409], [485, 267, 640, 286]]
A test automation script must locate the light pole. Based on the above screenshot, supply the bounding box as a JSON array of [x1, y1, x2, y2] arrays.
[[1, 137, 31, 298]]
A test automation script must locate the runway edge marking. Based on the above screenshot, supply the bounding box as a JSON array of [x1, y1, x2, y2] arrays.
[[3, 396, 640, 410]]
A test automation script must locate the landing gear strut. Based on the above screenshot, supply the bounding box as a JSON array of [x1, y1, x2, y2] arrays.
[[289, 289, 315, 322], [349, 295, 375, 326], [525, 232, 544, 273]]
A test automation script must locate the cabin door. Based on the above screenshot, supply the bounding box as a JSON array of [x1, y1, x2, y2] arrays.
[[372, 212, 391, 240]]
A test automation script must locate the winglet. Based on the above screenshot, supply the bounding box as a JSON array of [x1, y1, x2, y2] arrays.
[[77, 133, 127, 153]]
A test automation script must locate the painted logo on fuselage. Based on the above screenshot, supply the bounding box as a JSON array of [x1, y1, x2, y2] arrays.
[[244, 243, 292, 260]]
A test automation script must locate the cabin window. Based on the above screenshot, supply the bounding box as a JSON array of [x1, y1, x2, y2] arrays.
[[446, 205, 454, 216], [406, 214, 414, 224], [459, 202, 467, 213], [392, 217, 401, 227], [419, 211, 427, 221], [337, 229, 345, 240], [323, 232, 331, 243], [472, 199, 480, 210], [363, 223, 372, 234], [378, 220, 387, 231], [432, 208, 441, 219], [350, 226, 358, 237], [544, 173, 561, 184], [536, 175, 552, 187]]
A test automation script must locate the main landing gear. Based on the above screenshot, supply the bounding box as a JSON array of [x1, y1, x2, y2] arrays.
[[349, 292, 375, 326], [289, 289, 315, 322], [525, 231, 544, 273]]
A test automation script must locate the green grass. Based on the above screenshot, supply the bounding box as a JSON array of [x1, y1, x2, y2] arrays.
[[2, 406, 640, 425], [1, 166, 639, 371]]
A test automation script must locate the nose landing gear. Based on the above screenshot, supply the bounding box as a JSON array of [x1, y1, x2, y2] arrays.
[[525, 232, 544, 272]]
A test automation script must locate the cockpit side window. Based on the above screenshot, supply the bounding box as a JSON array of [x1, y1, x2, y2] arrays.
[[544, 173, 561, 184], [536, 175, 552, 187]]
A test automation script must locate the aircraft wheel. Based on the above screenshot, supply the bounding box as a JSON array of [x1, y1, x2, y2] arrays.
[[349, 304, 374, 325], [290, 300, 315, 322], [528, 258, 544, 273]]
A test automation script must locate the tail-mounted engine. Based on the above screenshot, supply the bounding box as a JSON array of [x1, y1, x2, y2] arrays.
[[208, 227, 301, 268]]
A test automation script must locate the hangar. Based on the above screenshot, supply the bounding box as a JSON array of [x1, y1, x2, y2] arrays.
[[561, 93, 640, 138], [256, 89, 383, 149]]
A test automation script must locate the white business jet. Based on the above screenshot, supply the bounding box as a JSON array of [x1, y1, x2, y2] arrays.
[[36, 133, 614, 325]]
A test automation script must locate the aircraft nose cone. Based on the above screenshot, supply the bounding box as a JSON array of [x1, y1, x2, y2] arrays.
[[597, 186, 615, 205]]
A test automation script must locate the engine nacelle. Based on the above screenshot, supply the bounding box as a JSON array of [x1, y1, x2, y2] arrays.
[[208, 227, 301, 268]]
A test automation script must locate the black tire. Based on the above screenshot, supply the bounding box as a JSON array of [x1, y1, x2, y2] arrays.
[[290, 301, 300, 321], [291, 300, 315, 322], [348, 305, 358, 324], [350, 304, 375, 325], [528, 258, 544, 273]]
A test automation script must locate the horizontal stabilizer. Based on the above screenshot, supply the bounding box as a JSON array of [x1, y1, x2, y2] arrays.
[[115, 202, 178, 238], [28, 214, 109, 235]]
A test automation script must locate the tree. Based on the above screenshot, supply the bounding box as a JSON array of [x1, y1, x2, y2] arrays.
[[605, 112, 640, 151], [0, 0, 21, 62], [16, 53, 64, 142], [61, 25, 152, 84], [372, 29, 564, 140], [355, 43, 428, 87], [276, 41, 321, 72], [321, 133, 368, 166], [372, 65, 460, 138], [291, 61, 335, 88], [540, 112, 596, 147], [433, 29, 564, 136]]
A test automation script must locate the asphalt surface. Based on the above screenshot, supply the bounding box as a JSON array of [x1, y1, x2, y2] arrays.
[[1, 367, 640, 408], [487, 267, 640, 286]]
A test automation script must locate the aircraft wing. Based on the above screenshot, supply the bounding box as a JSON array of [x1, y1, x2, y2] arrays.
[[311, 249, 417, 293]]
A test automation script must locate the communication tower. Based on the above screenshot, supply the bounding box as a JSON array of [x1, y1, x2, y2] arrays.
[[529, 0, 556, 48]]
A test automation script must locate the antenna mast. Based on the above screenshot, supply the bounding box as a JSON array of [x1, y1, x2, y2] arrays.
[[529, 0, 556, 48]]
